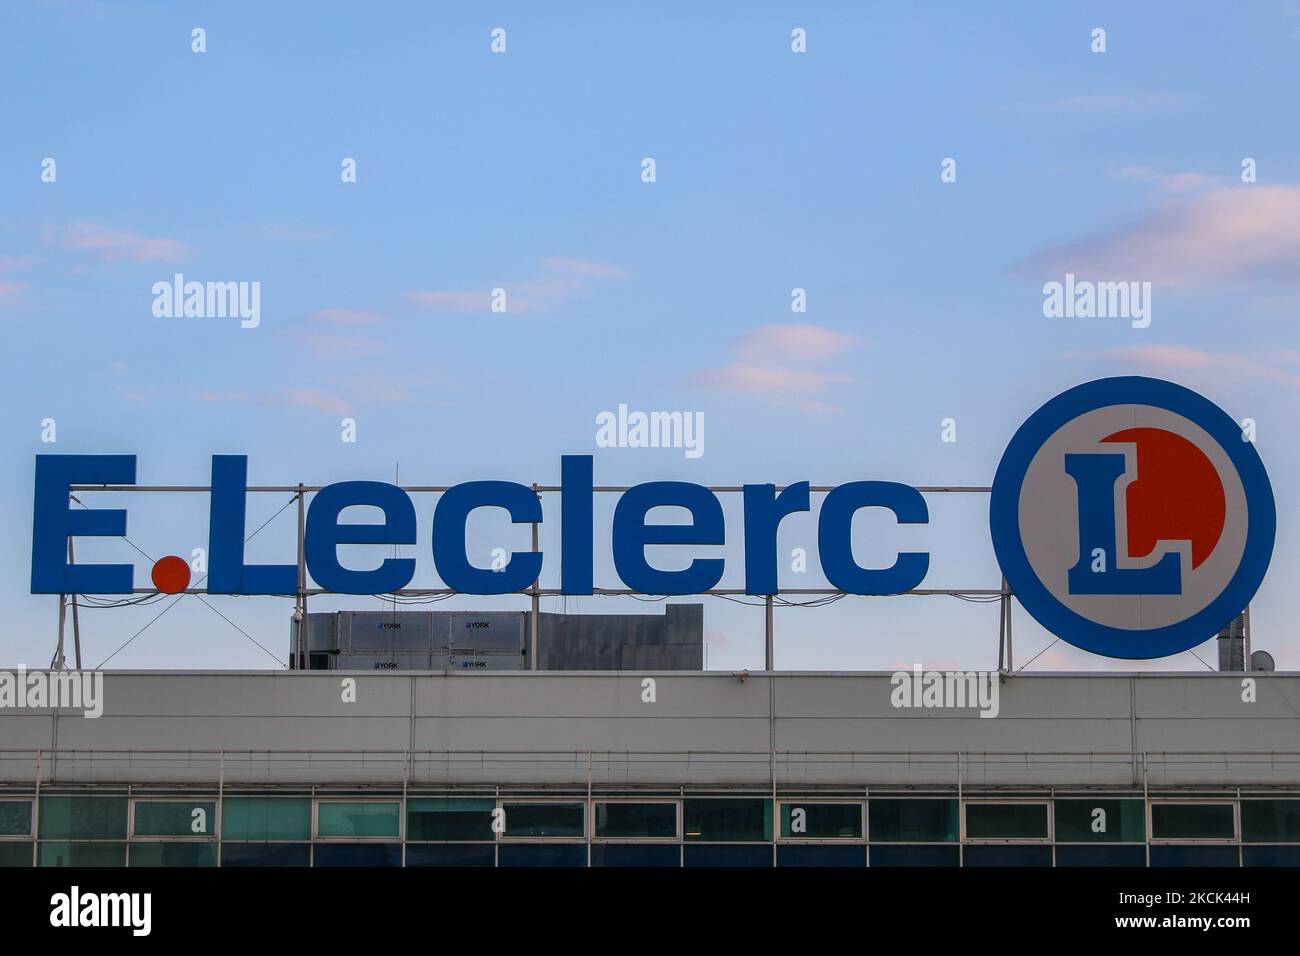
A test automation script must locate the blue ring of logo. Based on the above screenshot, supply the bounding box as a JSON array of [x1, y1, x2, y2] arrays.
[[990, 376, 1275, 660]]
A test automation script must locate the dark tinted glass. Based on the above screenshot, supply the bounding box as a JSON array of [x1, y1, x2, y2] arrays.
[[128, 842, 217, 867], [1055, 845, 1146, 867], [220, 843, 311, 867], [683, 799, 770, 842], [1243, 846, 1300, 867], [777, 844, 866, 867], [780, 803, 862, 838], [497, 843, 586, 867], [869, 844, 960, 867], [683, 844, 772, 867], [1241, 800, 1300, 842], [39, 842, 127, 867], [1149, 845, 1239, 867], [595, 803, 676, 838], [591, 844, 680, 867], [963, 844, 1052, 867], [965, 803, 1048, 840], [407, 799, 495, 841], [1054, 799, 1145, 842], [1151, 804, 1234, 840], [869, 799, 957, 842], [502, 803, 584, 838], [0, 843, 32, 867], [313, 843, 402, 867], [406, 844, 496, 867]]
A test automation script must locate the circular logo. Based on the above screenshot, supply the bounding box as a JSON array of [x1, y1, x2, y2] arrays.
[[990, 377, 1275, 659]]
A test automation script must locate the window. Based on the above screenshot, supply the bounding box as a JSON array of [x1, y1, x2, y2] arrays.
[[497, 844, 586, 867], [777, 844, 866, 867], [407, 798, 495, 841], [1151, 803, 1234, 841], [591, 844, 680, 867], [221, 798, 311, 841], [1244, 846, 1300, 867], [683, 799, 771, 842], [868, 799, 957, 842], [1055, 845, 1146, 867], [128, 842, 217, 867], [501, 803, 584, 838], [683, 844, 772, 867], [313, 843, 402, 867], [965, 802, 1048, 840], [405, 844, 495, 867], [1054, 799, 1145, 842], [0, 843, 33, 867], [317, 801, 400, 839], [780, 803, 862, 839], [0, 800, 32, 837], [962, 845, 1052, 866], [39, 842, 127, 867], [38, 796, 127, 840], [133, 800, 216, 838], [1149, 845, 1239, 867], [220, 843, 311, 867], [869, 845, 960, 867], [595, 802, 676, 839], [1241, 800, 1300, 842]]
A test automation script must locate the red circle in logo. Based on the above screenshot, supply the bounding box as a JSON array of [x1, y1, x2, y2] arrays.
[[151, 555, 191, 594]]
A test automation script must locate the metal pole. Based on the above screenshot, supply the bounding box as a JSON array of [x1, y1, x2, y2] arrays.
[[68, 537, 82, 669], [530, 483, 540, 671], [1004, 577, 1014, 672], [295, 485, 306, 670], [53, 593, 67, 670], [1243, 605, 1252, 671], [765, 594, 774, 671]]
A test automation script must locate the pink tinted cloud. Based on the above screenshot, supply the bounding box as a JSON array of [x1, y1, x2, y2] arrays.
[[1014, 186, 1300, 287], [735, 323, 863, 360], [686, 323, 862, 414], [0, 254, 39, 273], [307, 307, 385, 326], [46, 222, 188, 263], [405, 257, 628, 314], [1099, 345, 1300, 388]]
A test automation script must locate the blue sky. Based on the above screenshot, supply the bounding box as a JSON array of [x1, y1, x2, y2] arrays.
[[2, 0, 1299, 671]]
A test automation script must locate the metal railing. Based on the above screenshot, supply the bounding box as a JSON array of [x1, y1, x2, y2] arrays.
[[5, 748, 1300, 790]]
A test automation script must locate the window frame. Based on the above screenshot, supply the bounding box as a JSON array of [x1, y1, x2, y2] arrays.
[[313, 797, 403, 842], [1148, 799, 1238, 844], [0, 798, 34, 840], [961, 798, 1052, 843], [590, 798, 679, 843], [867, 795, 959, 844], [497, 799, 587, 843], [129, 797, 219, 842], [775, 798, 866, 844]]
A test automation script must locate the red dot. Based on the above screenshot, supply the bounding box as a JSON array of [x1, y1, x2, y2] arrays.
[[151, 556, 191, 594]]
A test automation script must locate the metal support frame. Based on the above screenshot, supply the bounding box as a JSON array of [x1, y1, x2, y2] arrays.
[[997, 574, 1014, 677], [59, 479, 997, 673]]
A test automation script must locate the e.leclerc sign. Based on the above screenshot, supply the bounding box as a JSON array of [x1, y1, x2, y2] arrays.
[[30, 377, 1276, 661]]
